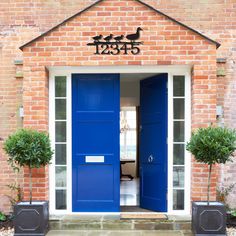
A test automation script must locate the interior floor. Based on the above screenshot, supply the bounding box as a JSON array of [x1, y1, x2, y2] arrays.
[[120, 178, 139, 206]]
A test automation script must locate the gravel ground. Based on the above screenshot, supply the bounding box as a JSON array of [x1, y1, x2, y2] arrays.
[[0, 228, 13, 236], [0, 228, 236, 236], [227, 227, 236, 236]]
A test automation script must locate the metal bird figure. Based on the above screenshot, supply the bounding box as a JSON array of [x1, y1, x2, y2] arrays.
[[114, 35, 124, 42], [92, 35, 103, 42], [126, 27, 143, 42], [104, 34, 113, 42]]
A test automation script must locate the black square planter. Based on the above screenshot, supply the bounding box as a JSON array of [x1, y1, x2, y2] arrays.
[[14, 201, 49, 236], [192, 201, 226, 236]]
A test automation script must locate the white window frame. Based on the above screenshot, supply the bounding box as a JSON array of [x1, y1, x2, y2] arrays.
[[48, 65, 191, 215], [167, 72, 191, 215], [49, 72, 72, 214]]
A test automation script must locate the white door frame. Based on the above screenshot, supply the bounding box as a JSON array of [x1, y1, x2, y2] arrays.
[[48, 65, 192, 215]]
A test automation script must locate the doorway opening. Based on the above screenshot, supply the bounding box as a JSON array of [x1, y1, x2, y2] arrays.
[[120, 106, 139, 207], [120, 73, 167, 213]]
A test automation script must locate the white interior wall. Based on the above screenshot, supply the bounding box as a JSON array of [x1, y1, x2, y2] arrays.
[[120, 80, 140, 107]]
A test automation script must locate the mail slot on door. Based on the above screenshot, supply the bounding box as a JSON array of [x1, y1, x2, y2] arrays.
[[85, 156, 105, 163]]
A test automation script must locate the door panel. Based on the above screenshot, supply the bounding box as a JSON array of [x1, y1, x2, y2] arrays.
[[140, 74, 168, 212], [72, 74, 120, 212]]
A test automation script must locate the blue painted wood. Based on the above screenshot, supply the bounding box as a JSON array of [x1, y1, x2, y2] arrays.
[[72, 74, 120, 212], [140, 74, 168, 212]]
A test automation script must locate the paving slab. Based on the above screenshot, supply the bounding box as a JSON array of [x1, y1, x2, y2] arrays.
[[167, 215, 191, 221], [62, 214, 104, 221]]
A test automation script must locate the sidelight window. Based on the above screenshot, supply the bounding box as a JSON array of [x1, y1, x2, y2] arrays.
[[55, 76, 67, 210], [173, 76, 185, 210]]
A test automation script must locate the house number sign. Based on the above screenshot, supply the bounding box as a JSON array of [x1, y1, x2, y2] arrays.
[[87, 27, 143, 55]]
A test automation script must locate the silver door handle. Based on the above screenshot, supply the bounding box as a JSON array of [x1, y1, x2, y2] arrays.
[[139, 125, 142, 132], [148, 155, 154, 163]]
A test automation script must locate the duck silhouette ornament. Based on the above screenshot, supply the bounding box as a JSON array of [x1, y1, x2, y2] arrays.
[[87, 27, 143, 55]]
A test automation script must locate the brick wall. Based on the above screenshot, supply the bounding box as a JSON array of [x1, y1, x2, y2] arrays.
[[145, 1, 236, 207], [0, 0, 94, 214], [0, 0, 235, 212], [22, 0, 217, 204]]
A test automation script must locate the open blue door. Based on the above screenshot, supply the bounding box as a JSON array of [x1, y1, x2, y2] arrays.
[[140, 74, 168, 212], [72, 74, 120, 212]]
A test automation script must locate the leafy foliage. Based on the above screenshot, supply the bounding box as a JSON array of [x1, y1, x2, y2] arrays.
[[0, 212, 6, 222], [217, 184, 235, 209], [186, 126, 236, 165], [3, 129, 53, 203], [231, 210, 236, 217], [3, 129, 53, 169], [5, 183, 23, 208], [186, 126, 236, 203]]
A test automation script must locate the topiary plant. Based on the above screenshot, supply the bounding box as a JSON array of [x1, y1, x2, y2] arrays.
[[3, 129, 53, 204], [186, 126, 236, 204]]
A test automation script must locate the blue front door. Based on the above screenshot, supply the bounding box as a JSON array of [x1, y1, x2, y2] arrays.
[[72, 74, 120, 212], [140, 74, 168, 212]]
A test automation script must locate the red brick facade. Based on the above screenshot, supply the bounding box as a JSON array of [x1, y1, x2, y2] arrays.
[[0, 0, 235, 212]]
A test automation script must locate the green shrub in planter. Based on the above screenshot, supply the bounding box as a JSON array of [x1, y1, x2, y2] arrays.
[[186, 126, 236, 203], [3, 129, 53, 236], [3, 128, 53, 203], [187, 126, 236, 235]]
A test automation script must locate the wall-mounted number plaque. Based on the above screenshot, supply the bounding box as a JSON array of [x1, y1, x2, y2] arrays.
[[87, 27, 143, 55]]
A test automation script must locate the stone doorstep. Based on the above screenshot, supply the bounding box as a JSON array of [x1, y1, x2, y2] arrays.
[[49, 214, 192, 232], [47, 230, 193, 236]]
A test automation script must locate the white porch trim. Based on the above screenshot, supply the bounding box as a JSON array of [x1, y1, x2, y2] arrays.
[[48, 65, 191, 215]]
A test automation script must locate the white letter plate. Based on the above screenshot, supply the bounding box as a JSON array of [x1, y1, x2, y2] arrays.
[[85, 156, 105, 163]]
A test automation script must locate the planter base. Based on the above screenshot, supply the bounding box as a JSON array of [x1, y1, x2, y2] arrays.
[[14, 201, 49, 236], [192, 202, 226, 236]]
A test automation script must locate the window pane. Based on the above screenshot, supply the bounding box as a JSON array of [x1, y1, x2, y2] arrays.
[[126, 110, 136, 120], [56, 190, 66, 210], [55, 144, 66, 165], [173, 76, 185, 97], [120, 108, 137, 160], [120, 146, 125, 158], [174, 121, 185, 142], [173, 166, 184, 188], [126, 111, 136, 129], [126, 131, 136, 145], [173, 189, 184, 210], [120, 133, 125, 146], [56, 166, 67, 187], [56, 121, 66, 142], [173, 144, 185, 165], [127, 118, 136, 129], [55, 99, 66, 120], [174, 99, 185, 119], [126, 145, 136, 159], [55, 76, 66, 97]]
